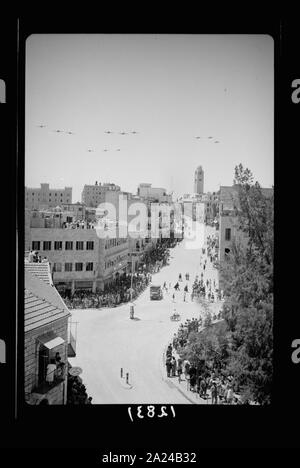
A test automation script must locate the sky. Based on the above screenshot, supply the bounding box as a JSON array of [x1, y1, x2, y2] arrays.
[[25, 34, 274, 203]]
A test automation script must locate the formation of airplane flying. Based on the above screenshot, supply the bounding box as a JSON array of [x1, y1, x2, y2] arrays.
[[104, 130, 138, 135], [195, 136, 215, 140]]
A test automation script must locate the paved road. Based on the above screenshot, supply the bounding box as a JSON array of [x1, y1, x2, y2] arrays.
[[69, 227, 220, 404]]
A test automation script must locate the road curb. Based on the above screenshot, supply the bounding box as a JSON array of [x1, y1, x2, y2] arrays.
[[119, 377, 133, 389]]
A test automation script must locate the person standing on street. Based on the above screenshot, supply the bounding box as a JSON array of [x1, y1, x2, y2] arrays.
[[166, 357, 172, 377], [177, 358, 183, 382], [171, 356, 177, 377]]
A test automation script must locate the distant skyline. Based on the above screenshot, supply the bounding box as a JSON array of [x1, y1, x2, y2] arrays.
[[25, 34, 274, 203]]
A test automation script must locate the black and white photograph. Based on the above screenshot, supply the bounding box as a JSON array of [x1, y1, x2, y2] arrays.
[[23, 33, 274, 408]]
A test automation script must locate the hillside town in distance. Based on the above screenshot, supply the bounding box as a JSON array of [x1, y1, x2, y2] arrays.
[[24, 163, 274, 406]]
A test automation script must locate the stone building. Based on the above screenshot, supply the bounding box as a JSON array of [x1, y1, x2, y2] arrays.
[[28, 222, 129, 294], [25, 183, 72, 210], [194, 166, 204, 195], [24, 263, 71, 405], [218, 185, 273, 287], [137, 183, 173, 203], [81, 182, 121, 208]]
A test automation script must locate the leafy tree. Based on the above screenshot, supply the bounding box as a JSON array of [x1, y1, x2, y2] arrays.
[[182, 165, 273, 404]]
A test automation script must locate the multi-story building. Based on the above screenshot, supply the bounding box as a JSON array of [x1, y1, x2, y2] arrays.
[[201, 191, 220, 225], [81, 182, 121, 208], [28, 216, 129, 294], [218, 185, 273, 287], [60, 202, 86, 220], [25, 183, 72, 210], [137, 183, 172, 203], [24, 262, 71, 405]]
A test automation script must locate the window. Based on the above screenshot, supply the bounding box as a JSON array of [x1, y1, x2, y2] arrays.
[[43, 241, 51, 251], [86, 241, 94, 250], [32, 241, 40, 250], [65, 263, 73, 272], [54, 241, 62, 250], [53, 263, 62, 272], [86, 262, 93, 271], [75, 263, 83, 271], [225, 228, 231, 241], [76, 241, 84, 250], [65, 241, 73, 250]]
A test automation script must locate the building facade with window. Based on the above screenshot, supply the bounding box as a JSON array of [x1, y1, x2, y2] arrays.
[[25, 183, 72, 210], [29, 225, 129, 293], [218, 185, 273, 287], [24, 264, 71, 405], [81, 182, 121, 208], [137, 183, 172, 203]]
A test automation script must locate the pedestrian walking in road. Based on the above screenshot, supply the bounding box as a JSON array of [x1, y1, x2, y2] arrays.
[[179, 273, 182, 282]]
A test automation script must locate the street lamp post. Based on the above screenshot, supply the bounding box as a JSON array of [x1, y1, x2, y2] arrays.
[[130, 253, 134, 302]]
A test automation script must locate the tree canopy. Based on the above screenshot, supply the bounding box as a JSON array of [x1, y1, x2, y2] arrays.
[[181, 165, 273, 404]]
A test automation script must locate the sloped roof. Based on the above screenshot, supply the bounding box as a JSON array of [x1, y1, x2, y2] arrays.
[[24, 262, 53, 285], [25, 271, 70, 333]]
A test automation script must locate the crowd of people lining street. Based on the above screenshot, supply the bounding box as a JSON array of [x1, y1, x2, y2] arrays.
[[62, 271, 152, 309], [163, 231, 243, 404], [166, 341, 242, 404], [165, 321, 243, 405], [67, 364, 93, 405]]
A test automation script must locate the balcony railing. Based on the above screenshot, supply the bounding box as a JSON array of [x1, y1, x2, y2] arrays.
[[31, 366, 66, 395]]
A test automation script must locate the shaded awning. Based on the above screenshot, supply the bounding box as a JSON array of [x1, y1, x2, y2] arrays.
[[37, 332, 65, 350]]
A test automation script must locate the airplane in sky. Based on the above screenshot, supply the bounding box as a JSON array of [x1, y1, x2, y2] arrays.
[[116, 149, 121, 151], [131, 131, 139, 134], [214, 141, 220, 143], [53, 129, 64, 133], [87, 149, 94, 152], [119, 132, 127, 135], [103, 149, 109, 152], [65, 131, 74, 135], [104, 131, 114, 134], [37, 124, 46, 128]]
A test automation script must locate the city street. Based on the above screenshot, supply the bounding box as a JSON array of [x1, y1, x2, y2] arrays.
[[69, 226, 221, 404]]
